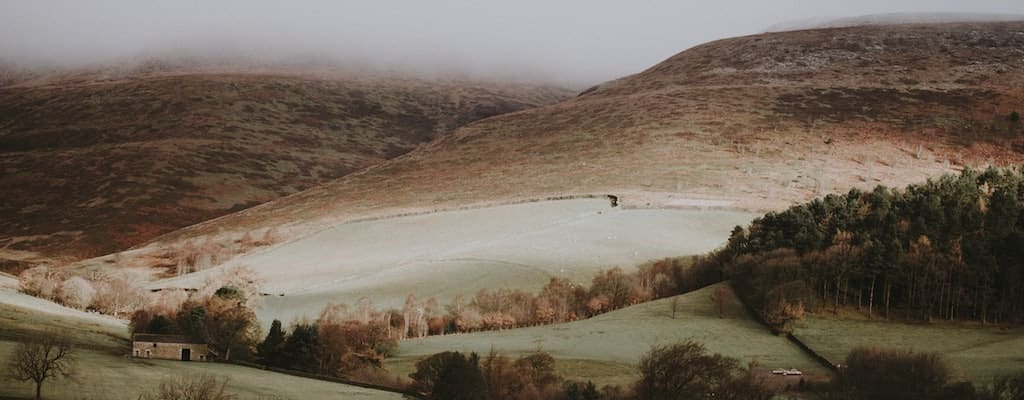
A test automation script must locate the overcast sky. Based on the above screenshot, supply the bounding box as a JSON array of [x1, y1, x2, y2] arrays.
[[2, 0, 1023, 85]]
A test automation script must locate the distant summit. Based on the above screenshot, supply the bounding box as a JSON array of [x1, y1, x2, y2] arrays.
[[766, 12, 1024, 32]]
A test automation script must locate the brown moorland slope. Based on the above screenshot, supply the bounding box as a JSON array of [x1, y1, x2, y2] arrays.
[[0, 68, 572, 270], [90, 22, 1024, 269]]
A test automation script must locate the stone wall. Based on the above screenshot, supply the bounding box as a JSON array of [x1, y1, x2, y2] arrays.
[[132, 341, 208, 361]]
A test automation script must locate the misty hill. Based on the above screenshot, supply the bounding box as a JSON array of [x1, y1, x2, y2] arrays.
[[766, 13, 1024, 32], [0, 67, 572, 270], [120, 21, 1024, 260]]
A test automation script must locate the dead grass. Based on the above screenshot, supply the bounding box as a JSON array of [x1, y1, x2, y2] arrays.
[[0, 71, 572, 266], [119, 23, 1024, 271]]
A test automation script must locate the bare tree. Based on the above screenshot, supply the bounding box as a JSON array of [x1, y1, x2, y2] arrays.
[[5, 330, 76, 400], [138, 374, 237, 400], [197, 265, 263, 308], [710, 285, 730, 318], [92, 270, 147, 317], [204, 295, 259, 361], [18, 266, 63, 301], [260, 227, 280, 246], [401, 294, 417, 340], [58, 276, 95, 310]]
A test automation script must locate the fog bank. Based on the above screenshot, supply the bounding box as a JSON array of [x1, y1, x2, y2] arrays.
[[2, 1, 1023, 85]]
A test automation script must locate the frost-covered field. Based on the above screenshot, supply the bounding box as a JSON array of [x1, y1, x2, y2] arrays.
[[154, 199, 754, 327], [384, 283, 827, 386], [0, 288, 127, 349]]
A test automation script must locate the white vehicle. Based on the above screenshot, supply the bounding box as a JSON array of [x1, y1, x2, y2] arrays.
[[771, 368, 803, 376]]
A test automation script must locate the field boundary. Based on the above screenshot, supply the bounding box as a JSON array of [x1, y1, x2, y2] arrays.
[[135, 193, 610, 251], [785, 333, 838, 372], [727, 281, 838, 373], [137, 191, 749, 252], [228, 360, 427, 400]]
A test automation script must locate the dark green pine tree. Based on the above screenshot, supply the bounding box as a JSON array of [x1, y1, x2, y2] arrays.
[[257, 319, 286, 367]]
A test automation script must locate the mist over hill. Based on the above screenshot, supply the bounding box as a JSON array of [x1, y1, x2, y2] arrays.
[[766, 12, 1024, 32], [126, 21, 1024, 269]]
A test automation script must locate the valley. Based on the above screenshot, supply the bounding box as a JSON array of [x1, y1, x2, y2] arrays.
[[2, 15, 1024, 400]]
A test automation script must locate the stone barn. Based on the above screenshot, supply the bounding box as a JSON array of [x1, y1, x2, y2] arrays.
[[132, 334, 209, 361]]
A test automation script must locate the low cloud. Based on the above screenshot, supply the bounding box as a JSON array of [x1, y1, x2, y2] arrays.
[[2, 0, 1022, 85]]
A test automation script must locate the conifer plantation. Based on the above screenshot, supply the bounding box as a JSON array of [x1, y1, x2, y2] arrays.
[[712, 167, 1024, 329]]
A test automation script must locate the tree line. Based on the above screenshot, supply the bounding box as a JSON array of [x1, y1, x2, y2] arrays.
[[129, 266, 264, 361], [404, 341, 1024, 400], [703, 167, 1024, 329], [407, 341, 776, 400], [240, 255, 727, 382], [10, 330, 1024, 400]]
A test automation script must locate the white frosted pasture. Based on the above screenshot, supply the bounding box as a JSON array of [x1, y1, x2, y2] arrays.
[[154, 199, 755, 327]]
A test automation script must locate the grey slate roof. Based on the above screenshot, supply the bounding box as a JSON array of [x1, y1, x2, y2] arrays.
[[132, 334, 204, 344]]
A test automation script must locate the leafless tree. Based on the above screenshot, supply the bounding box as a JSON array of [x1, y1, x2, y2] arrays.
[[260, 227, 280, 246], [58, 276, 95, 310], [138, 374, 237, 400], [197, 265, 263, 308], [92, 270, 147, 317], [18, 266, 63, 301], [5, 330, 76, 400], [710, 285, 730, 318]]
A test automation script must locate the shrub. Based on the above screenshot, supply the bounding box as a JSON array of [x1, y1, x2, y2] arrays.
[[57, 276, 95, 310], [138, 374, 236, 400], [634, 341, 738, 400], [564, 381, 600, 400], [833, 347, 949, 400], [18, 266, 63, 300], [91, 271, 147, 317], [410, 351, 486, 400], [985, 372, 1024, 400]]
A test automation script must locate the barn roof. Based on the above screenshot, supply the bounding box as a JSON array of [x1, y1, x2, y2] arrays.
[[132, 334, 204, 344]]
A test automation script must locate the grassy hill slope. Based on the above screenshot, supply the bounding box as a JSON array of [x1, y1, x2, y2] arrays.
[[0, 342, 405, 400], [149, 199, 754, 327], [794, 316, 1024, 383], [0, 67, 571, 269], [0, 286, 404, 399], [385, 283, 828, 386], [138, 22, 1024, 264]]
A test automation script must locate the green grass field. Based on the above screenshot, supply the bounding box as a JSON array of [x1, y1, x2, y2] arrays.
[[0, 289, 128, 351], [385, 283, 828, 387], [0, 289, 402, 400], [0, 342, 403, 400], [794, 315, 1024, 383]]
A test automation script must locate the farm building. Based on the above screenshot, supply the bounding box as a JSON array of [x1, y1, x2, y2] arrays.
[[131, 334, 209, 361]]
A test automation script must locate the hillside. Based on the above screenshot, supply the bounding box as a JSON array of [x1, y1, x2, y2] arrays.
[[766, 13, 1024, 32], [150, 198, 754, 327], [118, 22, 1024, 265], [0, 287, 403, 399], [386, 283, 828, 386], [0, 66, 572, 270]]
